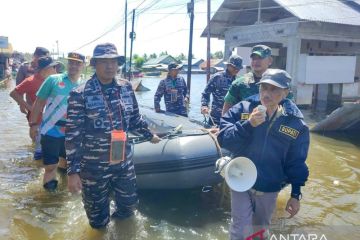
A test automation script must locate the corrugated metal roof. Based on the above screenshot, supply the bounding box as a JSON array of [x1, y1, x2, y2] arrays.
[[274, 0, 360, 26], [202, 0, 360, 38]]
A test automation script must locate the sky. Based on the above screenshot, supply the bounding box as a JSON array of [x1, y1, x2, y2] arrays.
[[1, 0, 225, 60]]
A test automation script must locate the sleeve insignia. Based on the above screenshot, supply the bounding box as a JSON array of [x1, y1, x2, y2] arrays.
[[241, 113, 250, 120], [279, 125, 299, 139]]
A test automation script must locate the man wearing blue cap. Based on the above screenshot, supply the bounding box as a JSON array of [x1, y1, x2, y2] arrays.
[[218, 69, 309, 240], [10, 56, 58, 161], [16, 47, 50, 85], [66, 43, 160, 229], [222, 45, 273, 116], [201, 54, 243, 126], [29, 52, 85, 191], [154, 62, 189, 117]]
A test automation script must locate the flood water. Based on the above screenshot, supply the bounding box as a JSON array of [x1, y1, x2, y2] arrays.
[[0, 75, 359, 240]]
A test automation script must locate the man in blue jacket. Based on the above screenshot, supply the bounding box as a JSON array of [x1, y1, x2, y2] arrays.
[[217, 69, 309, 240]]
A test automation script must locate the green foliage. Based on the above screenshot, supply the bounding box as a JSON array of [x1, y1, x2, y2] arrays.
[[176, 53, 186, 61], [212, 51, 223, 59], [134, 57, 145, 68], [159, 51, 168, 56], [149, 53, 157, 59]]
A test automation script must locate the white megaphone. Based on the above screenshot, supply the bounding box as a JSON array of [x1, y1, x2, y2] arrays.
[[215, 156, 257, 192]]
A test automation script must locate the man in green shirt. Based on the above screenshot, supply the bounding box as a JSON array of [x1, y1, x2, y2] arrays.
[[222, 45, 272, 115]]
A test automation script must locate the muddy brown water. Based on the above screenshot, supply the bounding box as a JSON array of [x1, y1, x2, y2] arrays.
[[0, 76, 359, 239]]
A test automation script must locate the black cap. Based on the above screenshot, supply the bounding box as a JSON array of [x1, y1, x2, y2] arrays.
[[36, 56, 58, 71], [257, 69, 291, 89], [33, 47, 49, 57]]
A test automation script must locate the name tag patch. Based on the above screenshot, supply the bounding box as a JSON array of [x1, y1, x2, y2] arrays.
[[279, 125, 299, 139], [86, 95, 105, 109], [241, 113, 250, 120]]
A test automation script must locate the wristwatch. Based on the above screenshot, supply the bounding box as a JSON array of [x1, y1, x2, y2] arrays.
[[291, 193, 302, 201]]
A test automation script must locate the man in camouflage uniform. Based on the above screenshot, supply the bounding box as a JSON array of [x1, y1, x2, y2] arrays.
[[66, 43, 160, 229], [201, 55, 243, 126], [154, 62, 189, 117], [222, 45, 272, 115], [16, 47, 49, 85]]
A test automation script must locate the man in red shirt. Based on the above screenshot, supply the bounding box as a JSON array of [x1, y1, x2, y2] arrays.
[[10, 56, 58, 160], [16, 47, 49, 85]]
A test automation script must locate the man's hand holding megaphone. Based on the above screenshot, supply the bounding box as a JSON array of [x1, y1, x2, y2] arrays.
[[249, 105, 267, 127]]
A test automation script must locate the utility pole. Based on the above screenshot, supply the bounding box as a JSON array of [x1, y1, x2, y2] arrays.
[[124, 0, 128, 78], [206, 0, 211, 82], [187, 0, 194, 96], [128, 9, 136, 81], [56, 40, 59, 59], [257, 0, 262, 24]]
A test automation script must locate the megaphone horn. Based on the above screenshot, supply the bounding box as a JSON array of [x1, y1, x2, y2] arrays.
[[215, 157, 257, 192]]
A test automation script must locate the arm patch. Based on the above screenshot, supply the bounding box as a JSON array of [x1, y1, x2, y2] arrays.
[[279, 125, 299, 139]]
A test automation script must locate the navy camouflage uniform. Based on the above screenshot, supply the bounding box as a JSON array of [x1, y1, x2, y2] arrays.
[[66, 74, 153, 228], [154, 75, 189, 117], [201, 70, 236, 125]]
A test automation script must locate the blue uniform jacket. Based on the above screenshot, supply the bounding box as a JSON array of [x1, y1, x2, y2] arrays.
[[217, 96, 309, 193]]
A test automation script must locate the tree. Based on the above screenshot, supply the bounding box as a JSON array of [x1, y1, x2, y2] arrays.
[[159, 51, 168, 56], [176, 53, 186, 61], [134, 57, 145, 68], [149, 53, 157, 59], [213, 51, 223, 59], [143, 53, 148, 62], [133, 54, 139, 59]]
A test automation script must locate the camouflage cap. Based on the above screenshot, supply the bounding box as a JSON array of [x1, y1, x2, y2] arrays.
[[257, 69, 291, 89], [250, 45, 272, 59], [224, 55, 243, 70], [90, 43, 125, 66], [168, 62, 183, 71]]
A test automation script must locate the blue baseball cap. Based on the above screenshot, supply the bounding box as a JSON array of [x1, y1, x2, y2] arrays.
[[224, 55, 243, 70], [250, 45, 272, 59], [33, 47, 49, 57], [90, 43, 125, 66], [257, 69, 291, 89], [36, 56, 58, 71]]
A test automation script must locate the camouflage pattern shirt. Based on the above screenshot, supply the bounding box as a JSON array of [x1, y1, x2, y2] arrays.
[[154, 75, 189, 117], [201, 70, 236, 124], [66, 75, 153, 174], [224, 71, 261, 106]]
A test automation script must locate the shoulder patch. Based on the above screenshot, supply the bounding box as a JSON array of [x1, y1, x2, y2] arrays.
[[279, 125, 299, 139], [241, 113, 250, 120]]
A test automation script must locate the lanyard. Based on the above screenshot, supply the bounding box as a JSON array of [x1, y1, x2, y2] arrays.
[[95, 79, 124, 130]]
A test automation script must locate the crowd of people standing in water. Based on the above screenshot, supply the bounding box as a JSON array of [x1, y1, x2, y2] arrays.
[[9, 42, 309, 240]]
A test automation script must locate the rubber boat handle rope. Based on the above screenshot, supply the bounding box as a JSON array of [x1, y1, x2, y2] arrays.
[[129, 124, 183, 144]]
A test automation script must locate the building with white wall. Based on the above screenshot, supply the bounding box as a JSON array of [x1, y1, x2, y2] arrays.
[[202, 0, 360, 113]]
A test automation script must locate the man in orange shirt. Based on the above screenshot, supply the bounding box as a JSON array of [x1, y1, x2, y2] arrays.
[[10, 56, 58, 160]]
